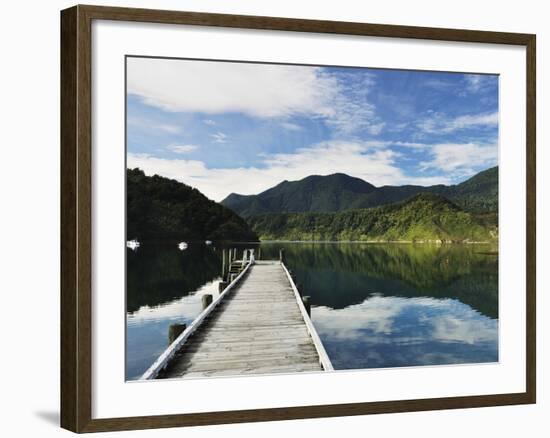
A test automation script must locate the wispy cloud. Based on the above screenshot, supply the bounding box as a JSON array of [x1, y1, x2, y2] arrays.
[[127, 58, 338, 118], [323, 71, 384, 135], [418, 111, 498, 134], [210, 132, 228, 144], [127, 58, 382, 136], [422, 78, 455, 90], [362, 140, 429, 150], [127, 116, 182, 134], [463, 74, 497, 94], [279, 122, 302, 131], [420, 142, 497, 177], [167, 144, 198, 154], [127, 140, 452, 201], [202, 119, 216, 126]]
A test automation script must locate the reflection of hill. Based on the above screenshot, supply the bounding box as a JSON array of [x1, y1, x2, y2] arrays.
[[260, 243, 498, 319], [126, 244, 221, 313]]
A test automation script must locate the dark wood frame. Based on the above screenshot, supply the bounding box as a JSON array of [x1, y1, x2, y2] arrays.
[[61, 4, 536, 433]]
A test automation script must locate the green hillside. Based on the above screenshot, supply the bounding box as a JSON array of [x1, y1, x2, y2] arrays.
[[222, 166, 498, 217], [222, 173, 377, 217], [248, 193, 497, 243], [127, 168, 258, 242]]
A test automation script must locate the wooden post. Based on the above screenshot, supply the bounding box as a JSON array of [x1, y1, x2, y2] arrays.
[[258, 247, 261, 260], [221, 249, 226, 279], [302, 296, 311, 317], [230, 273, 237, 282], [279, 248, 285, 263], [202, 294, 213, 310], [168, 323, 186, 344], [218, 280, 228, 293]]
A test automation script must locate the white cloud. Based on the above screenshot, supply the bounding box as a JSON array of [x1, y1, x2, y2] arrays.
[[420, 142, 497, 175], [202, 119, 216, 126], [127, 57, 382, 135], [422, 78, 454, 90], [127, 116, 182, 134], [279, 122, 302, 131], [463, 74, 496, 94], [210, 132, 228, 144], [418, 111, 498, 134], [128, 57, 338, 118], [167, 144, 198, 154], [362, 140, 428, 150], [128, 140, 452, 201]]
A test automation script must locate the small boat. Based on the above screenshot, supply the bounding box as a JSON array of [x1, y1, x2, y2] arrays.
[[205, 240, 212, 245], [126, 239, 140, 250], [178, 242, 188, 250]]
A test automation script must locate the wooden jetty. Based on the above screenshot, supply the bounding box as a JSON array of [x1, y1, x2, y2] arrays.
[[141, 249, 333, 380]]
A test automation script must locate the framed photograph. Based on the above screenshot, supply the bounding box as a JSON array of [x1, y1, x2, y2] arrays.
[[60, 5, 536, 433]]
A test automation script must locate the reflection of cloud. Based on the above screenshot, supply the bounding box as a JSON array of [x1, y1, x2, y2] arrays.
[[430, 313, 497, 345], [313, 295, 497, 346], [314, 296, 410, 338], [127, 279, 220, 324]]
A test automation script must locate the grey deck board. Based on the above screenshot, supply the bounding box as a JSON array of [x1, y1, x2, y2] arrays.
[[158, 261, 324, 378]]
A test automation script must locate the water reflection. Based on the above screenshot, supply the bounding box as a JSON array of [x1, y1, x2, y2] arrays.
[[126, 242, 498, 379], [313, 295, 498, 370], [126, 279, 220, 379]]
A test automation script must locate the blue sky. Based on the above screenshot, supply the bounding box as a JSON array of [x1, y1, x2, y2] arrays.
[[127, 57, 498, 202]]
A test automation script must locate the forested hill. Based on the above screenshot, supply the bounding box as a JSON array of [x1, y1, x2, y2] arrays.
[[127, 168, 258, 242], [222, 173, 377, 218], [222, 166, 498, 218], [248, 193, 497, 243]]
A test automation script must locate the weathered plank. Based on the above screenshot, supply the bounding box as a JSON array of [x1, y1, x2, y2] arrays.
[[144, 260, 332, 380]]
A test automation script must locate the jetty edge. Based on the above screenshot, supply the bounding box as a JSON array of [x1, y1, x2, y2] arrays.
[[140, 248, 333, 380]]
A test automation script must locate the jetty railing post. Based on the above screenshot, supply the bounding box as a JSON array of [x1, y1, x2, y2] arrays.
[[168, 323, 186, 345], [222, 248, 226, 281], [302, 296, 311, 316], [202, 294, 213, 310], [279, 248, 285, 263]]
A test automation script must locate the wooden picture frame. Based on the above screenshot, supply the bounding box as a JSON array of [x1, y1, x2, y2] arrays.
[[60, 4, 536, 433]]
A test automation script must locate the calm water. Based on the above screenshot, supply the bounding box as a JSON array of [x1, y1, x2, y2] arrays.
[[126, 242, 498, 379]]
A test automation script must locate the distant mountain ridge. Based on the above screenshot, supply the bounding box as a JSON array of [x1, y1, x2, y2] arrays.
[[248, 193, 498, 243], [222, 166, 498, 218]]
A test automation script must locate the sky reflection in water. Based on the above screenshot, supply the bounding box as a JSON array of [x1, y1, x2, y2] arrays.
[[313, 295, 498, 370], [126, 242, 498, 379]]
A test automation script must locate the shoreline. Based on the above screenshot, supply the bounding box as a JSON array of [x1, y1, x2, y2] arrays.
[[256, 239, 495, 245]]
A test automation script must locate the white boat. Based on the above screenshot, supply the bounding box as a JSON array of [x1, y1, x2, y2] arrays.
[[178, 242, 188, 250], [205, 240, 212, 245], [126, 239, 140, 250]]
